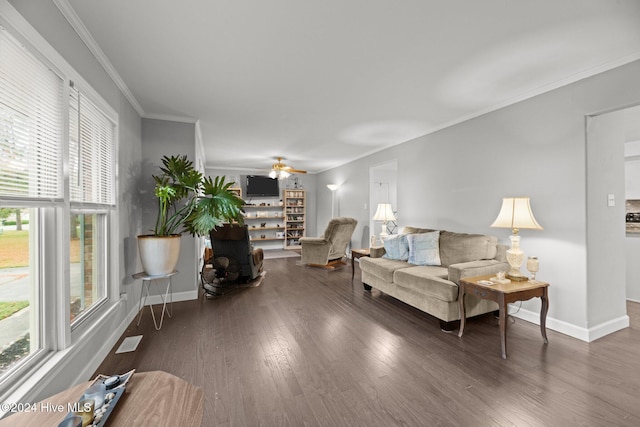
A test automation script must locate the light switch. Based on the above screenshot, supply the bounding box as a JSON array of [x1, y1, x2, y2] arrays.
[[607, 194, 615, 207]]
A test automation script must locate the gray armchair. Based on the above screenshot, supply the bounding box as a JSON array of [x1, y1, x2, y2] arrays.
[[300, 217, 357, 269]]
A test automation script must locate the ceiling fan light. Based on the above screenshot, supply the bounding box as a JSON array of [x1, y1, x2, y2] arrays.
[[279, 170, 290, 179], [269, 170, 277, 179]]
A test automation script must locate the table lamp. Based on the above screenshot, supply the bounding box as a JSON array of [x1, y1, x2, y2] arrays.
[[490, 197, 543, 281], [373, 203, 396, 241]]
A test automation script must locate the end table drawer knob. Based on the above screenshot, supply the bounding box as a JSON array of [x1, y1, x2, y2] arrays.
[[474, 289, 487, 297]]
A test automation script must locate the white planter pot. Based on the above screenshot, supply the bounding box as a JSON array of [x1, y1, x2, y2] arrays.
[[137, 234, 181, 276]]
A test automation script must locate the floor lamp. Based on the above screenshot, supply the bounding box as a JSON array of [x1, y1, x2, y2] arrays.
[[327, 184, 339, 217]]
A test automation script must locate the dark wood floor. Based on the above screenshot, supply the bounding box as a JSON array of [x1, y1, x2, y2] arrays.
[[95, 257, 640, 426]]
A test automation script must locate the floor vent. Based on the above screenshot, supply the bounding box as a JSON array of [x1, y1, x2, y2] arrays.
[[115, 335, 143, 354]]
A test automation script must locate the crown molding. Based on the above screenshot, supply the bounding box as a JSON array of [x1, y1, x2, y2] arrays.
[[143, 113, 198, 124], [316, 51, 640, 174], [0, 0, 117, 122], [53, 0, 145, 117]]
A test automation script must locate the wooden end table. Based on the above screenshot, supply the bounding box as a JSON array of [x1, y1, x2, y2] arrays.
[[0, 371, 203, 426], [457, 274, 549, 359], [351, 248, 370, 280]]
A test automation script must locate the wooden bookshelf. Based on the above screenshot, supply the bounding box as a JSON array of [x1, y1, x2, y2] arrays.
[[284, 189, 305, 249]]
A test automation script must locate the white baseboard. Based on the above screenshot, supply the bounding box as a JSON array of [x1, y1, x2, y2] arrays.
[[512, 306, 630, 342], [584, 315, 630, 342]]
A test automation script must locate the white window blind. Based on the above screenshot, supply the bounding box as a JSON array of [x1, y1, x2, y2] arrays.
[[0, 25, 63, 200], [69, 86, 115, 205]]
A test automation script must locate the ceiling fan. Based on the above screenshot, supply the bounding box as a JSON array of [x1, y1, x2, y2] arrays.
[[269, 157, 307, 179]]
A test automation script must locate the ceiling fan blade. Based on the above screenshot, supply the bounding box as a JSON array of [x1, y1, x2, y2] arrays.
[[271, 157, 306, 174]]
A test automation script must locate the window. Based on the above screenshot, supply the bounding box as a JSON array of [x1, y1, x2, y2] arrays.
[[0, 26, 63, 200], [0, 18, 116, 392], [68, 86, 115, 323], [0, 24, 63, 382], [69, 86, 115, 206], [0, 207, 41, 377], [69, 212, 106, 321]]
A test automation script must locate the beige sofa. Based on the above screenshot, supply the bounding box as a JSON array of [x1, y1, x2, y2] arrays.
[[359, 227, 509, 331]]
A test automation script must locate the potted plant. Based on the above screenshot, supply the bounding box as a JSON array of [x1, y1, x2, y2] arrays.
[[138, 155, 244, 275]]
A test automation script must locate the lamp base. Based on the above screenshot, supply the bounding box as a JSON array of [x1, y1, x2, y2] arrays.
[[505, 234, 528, 281], [506, 271, 529, 281]]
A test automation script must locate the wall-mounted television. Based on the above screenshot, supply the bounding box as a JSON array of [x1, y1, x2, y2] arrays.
[[246, 175, 280, 198]]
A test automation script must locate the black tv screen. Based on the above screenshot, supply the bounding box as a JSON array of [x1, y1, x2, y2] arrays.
[[246, 175, 280, 197]]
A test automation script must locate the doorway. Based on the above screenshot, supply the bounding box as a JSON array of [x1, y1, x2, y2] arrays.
[[623, 105, 640, 302], [586, 104, 640, 329]]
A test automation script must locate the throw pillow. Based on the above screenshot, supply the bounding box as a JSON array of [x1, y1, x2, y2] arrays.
[[407, 231, 441, 266], [382, 234, 409, 261]]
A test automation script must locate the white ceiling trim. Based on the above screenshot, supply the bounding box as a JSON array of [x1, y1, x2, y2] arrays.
[[53, 0, 147, 117], [143, 112, 199, 124], [0, 0, 117, 122], [52, 0, 640, 175], [314, 51, 640, 174], [55, 0, 202, 125]]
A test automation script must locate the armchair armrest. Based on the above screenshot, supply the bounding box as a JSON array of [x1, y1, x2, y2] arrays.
[[299, 237, 328, 245], [370, 246, 386, 258], [447, 260, 510, 284]]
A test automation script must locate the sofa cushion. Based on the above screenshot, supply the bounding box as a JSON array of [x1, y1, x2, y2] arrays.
[[438, 231, 498, 267], [402, 226, 436, 235], [407, 231, 441, 265], [393, 266, 457, 302], [382, 234, 409, 261], [359, 257, 412, 282]]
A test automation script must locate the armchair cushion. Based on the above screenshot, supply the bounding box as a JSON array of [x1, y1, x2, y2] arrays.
[[298, 237, 327, 245]]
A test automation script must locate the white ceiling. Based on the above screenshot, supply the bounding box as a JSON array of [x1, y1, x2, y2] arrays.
[[61, 0, 640, 173]]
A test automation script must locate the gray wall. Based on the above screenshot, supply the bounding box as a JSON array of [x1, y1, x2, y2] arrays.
[[318, 59, 640, 341], [119, 97, 143, 288], [141, 119, 198, 297], [586, 111, 627, 329], [7, 0, 144, 402]]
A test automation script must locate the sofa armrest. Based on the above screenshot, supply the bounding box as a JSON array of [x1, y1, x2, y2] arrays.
[[299, 237, 328, 245], [447, 260, 510, 284], [370, 245, 386, 258]]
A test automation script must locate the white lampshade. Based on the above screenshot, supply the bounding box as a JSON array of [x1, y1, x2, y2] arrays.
[[490, 197, 543, 234], [327, 184, 339, 191], [490, 197, 542, 281], [372, 203, 396, 222]]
